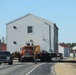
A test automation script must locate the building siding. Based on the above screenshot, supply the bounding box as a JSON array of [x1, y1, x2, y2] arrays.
[[6, 14, 58, 53], [58, 45, 70, 57]]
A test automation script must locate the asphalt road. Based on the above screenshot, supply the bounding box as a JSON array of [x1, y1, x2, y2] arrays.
[[0, 60, 55, 75]]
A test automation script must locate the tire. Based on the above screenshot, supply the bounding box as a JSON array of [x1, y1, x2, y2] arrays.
[[60, 57, 63, 59], [41, 57, 46, 62], [21, 58, 24, 62], [18, 57, 21, 62], [48, 57, 52, 62], [8, 60, 13, 65], [0, 63, 1, 65], [31, 58, 34, 62]]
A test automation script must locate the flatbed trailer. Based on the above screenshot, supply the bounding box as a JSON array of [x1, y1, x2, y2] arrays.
[[50, 53, 63, 59]]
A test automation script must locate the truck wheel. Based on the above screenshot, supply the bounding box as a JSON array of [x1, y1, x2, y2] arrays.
[[18, 57, 21, 62], [0, 63, 1, 65], [8, 60, 13, 65], [49, 57, 52, 62], [47, 56, 52, 62], [60, 57, 63, 59], [21, 58, 24, 62], [31, 58, 34, 62], [41, 57, 45, 62]]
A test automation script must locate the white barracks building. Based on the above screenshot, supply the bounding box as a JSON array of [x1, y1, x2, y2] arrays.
[[6, 13, 58, 53]]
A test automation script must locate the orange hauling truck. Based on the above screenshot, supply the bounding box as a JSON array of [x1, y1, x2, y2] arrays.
[[18, 45, 52, 62]]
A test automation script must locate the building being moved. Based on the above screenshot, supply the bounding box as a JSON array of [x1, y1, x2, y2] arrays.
[[6, 13, 58, 53]]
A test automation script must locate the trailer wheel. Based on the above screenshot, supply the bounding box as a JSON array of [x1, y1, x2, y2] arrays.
[[21, 58, 24, 62], [0, 63, 1, 65], [18, 57, 21, 62], [48, 57, 52, 62], [8, 60, 13, 65]]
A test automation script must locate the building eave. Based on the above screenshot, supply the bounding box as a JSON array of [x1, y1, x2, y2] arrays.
[[54, 23, 59, 30], [6, 13, 31, 25], [6, 13, 58, 30]]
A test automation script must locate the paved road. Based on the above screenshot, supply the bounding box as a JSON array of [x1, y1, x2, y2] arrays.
[[0, 60, 55, 75], [28, 63, 55, 75]]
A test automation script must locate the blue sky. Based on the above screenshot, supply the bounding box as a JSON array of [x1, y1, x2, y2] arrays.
[[0, 0, 76, 43]]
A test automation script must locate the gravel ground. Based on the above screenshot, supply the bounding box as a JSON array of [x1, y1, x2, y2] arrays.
[[54, 57, 76, 75], [54, 63, 76, 75]]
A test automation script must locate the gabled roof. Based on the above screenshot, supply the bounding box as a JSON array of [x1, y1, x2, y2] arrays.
[[6, 13, 53, 24], [6, 13, 53, 25], [6, 13, 59, 29], [59, 44, 69, 48], [6, 13, 31, 25]]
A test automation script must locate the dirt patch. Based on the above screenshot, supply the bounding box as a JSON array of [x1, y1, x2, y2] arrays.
[[71, 63, 76, 69], [54, 63, 76, 75]]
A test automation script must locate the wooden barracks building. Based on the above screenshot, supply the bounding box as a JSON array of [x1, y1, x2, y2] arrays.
[[6, 13, 58, 53]]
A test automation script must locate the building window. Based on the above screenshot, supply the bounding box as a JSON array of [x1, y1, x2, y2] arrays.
[[13, 26, 17, 29], [27, 43, 30, 46], [31, 43, 33, 46], [27, 26, 33, 33], [13, 41, 17, 45]]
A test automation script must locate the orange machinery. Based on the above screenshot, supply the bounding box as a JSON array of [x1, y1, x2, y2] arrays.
[[19, 45, 51, 62]]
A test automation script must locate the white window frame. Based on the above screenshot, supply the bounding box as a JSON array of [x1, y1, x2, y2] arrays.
[[27, 26, 33, 33]]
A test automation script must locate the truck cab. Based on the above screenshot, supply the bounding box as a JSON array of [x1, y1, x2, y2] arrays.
[[20, 46, 34, 62]]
